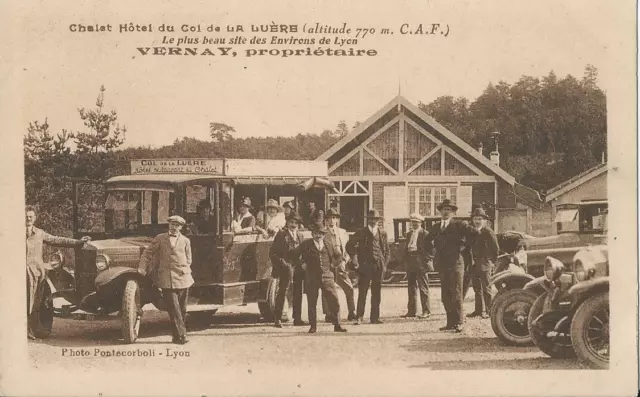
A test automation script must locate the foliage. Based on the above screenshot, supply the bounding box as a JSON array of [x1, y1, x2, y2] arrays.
[[209, 122, 235, 143], [418, 65, 606, 191], [24, 87, 126, 235]]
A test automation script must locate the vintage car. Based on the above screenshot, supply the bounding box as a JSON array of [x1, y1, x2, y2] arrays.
[[40, 158, 334, 343], [488, 202, 607, 346], [524, 246, 609, 369]]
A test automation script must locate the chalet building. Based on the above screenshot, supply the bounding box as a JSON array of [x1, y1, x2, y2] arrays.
[[317, 95, 544, 237]]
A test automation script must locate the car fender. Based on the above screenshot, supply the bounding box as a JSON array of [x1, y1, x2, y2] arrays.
[[567, 276, 609, 298], [523, 276, 551, 295], [95, 267, 147, 289], [490, 271, 535, 291]]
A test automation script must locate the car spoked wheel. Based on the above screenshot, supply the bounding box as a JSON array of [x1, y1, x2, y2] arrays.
[[490, 289, 536, 346], [571, 291, 609, 369], [528, 292, 575, 358], [258, 277, 290, 322], [122, 279, 142, 344], [30, 284, 54, 339]]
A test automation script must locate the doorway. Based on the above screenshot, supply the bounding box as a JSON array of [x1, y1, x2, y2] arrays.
[[337, 196, 368, 233]]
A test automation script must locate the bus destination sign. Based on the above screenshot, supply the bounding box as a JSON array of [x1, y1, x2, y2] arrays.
[[131, 159, 224, 175]]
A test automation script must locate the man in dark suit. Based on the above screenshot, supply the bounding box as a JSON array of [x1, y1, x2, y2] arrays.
[[431, 199, 479, 332], [269, 212, 307, 328], [466, 207, 499, 319], [346, 209, 389, 325], [292, 221, 348, 333], [401, 213, 434, 319]]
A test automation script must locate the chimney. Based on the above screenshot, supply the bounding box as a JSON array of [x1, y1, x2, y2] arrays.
[[490, 151, 500, 166], [477, 142, 483, 154], [490, 131, 501, 166]]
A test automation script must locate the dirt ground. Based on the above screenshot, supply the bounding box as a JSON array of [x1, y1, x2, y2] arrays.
[[28, 286, 586, 371]]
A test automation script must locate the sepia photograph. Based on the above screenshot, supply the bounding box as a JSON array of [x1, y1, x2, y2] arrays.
[[0, 0, 637, 396]]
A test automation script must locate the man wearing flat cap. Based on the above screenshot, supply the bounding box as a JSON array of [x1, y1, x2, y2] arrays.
[[269, 211, 307, 328], [321, 208, 356, 322], [466, 207, 499, 319], [139, 215, 193, 344], [292, 221, 347, 333], [430, 199, 479, 333], [346, 209, 389, 325], [401, 213, 434, 319]]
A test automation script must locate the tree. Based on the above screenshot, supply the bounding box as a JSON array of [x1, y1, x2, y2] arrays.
[[335, 120, 349, 138], [209, 122, 235, 142], [74, 85, 126, 155]]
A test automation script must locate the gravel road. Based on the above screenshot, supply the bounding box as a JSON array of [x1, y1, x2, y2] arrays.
[[28, 287, 586, 371]]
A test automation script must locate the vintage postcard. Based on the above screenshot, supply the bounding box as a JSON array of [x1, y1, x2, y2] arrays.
[[0, 0, 637, 396]]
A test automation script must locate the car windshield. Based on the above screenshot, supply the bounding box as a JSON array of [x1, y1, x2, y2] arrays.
[[105, 190, 174, 232]]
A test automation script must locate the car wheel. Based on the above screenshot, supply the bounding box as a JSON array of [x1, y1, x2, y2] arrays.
[[30, 283, 54, 339], [121, 279, 142, 344], [528, 292, 576, 358], [490, 289, 536, 346], [258, 277, 289, 322], [571, 291, 609, 369]]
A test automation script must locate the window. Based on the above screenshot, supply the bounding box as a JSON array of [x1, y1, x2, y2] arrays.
[[409, 186, 457, 217], [105, 190, 174, 231]]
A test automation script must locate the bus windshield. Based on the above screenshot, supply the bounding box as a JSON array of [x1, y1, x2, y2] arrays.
[[105, 190, 174, 232]]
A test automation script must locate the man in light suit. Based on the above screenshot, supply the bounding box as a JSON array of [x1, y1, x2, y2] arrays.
[[321, 208, 356, 322], [401, 213, 434, 319], [140, 215, 193, 344], [346, 209, 389, 325], [466, 207, 499, 319], [430, 199, 479, 333], [25, 206, 91, 339]]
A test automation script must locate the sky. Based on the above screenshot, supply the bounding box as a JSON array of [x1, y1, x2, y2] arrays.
[[7, 0, 625, 149]]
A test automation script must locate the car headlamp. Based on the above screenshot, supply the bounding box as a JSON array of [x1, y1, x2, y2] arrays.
[[96, 254, 111, 272], [573, 247, 603, 281], [544, 256, 564, 281], [49, 251, 64, 269]]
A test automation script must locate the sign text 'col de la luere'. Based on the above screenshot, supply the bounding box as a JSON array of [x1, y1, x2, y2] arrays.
[[131, 159, 224, 175]]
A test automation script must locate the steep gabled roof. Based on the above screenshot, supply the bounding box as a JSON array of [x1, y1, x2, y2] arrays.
[[317, 95, 516, 185], [545, 163, 608, 202]]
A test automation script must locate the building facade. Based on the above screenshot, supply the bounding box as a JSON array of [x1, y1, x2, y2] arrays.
[[544, 162, 608, 235], [317, 95, 542, 238]]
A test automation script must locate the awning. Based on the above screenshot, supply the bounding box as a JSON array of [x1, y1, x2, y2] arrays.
[[554, 208, 579, 223], [233, 177, 334, 190]]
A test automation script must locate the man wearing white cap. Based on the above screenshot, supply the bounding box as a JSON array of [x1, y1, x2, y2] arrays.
[[139, 215, 193, 344], [401, 213, 434, 319]]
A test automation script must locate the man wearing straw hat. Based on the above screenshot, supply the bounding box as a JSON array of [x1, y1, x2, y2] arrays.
[[293, 221, 348, 333], [256, 199, 286, 238], [431, 199, 479, 333], [139, 215, 193, 344], [346, 209, 389, 325], [232, 197, 256, 234], [401, 212, 434, 319], [466, 207, 499, 319]]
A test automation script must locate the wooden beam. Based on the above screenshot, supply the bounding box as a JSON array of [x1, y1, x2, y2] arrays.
[[363, 146, 398, 175], [440, 147, 445, 175], [329, 175, 497, 183], [399, 116, 405, 175], [442, 146, 485, 176], [405, 145, 441, 175], [403, 115, 443, 146], [327, 115, 401, 174]]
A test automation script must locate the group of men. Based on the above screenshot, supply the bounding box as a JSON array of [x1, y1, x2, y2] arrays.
[[25, 195, 498, 343], [267, 198, 499, 334]]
